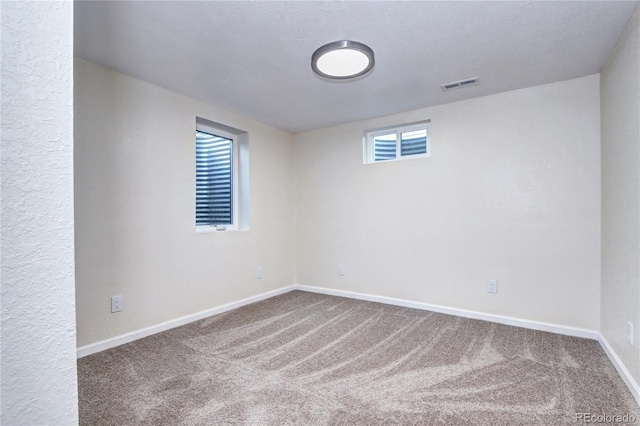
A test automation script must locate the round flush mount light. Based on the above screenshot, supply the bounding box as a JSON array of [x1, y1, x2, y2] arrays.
[[311, 40, 375, 80]]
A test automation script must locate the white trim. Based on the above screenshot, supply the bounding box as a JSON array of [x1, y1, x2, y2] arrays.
[[292, 284, 599, 339], [597, 335, 640, 406], [77, 283, 640, 408], [293, 284, 640, 404], [76, 285, 296, 358]]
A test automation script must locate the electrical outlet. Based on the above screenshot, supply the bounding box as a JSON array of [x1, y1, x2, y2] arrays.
[[256, 267, 263, 279], [338, 264, 345, 275], [628, 322, 634, 346], [487, 279, 498, 294], [111, 295, 123, 313]]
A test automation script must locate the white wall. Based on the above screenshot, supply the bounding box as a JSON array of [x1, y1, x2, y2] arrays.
[[1, 1, 78, 424], [294, 75, 601, 330], [74, 59, 294, 347], [601, 5, 640, 386]]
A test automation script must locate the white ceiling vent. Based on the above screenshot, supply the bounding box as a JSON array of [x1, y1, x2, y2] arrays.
[[441, 77, 479, 91]]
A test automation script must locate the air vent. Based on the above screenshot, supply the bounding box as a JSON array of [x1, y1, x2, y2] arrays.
[[441, 77, 479, 91]]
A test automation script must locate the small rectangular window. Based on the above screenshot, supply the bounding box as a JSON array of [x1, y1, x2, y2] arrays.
[[195, 118, 249, 232], [196, 130, 233, 226], [364, 120, 430, 164]]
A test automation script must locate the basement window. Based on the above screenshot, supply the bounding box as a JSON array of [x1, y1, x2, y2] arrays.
[[195, 118, 249, 232], [363, 120, 430, 164]]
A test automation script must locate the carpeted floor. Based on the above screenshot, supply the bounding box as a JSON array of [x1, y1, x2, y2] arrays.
[[78, 290, 640, 425]]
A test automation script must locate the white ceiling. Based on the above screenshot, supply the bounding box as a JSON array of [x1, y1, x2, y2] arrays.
[[75, 1, 639, 133]]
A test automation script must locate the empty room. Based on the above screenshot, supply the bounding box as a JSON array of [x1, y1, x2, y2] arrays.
[[2, 1, 640, 425]]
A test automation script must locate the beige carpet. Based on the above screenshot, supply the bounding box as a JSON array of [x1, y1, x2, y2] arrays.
[[78, 290, 639, 425]]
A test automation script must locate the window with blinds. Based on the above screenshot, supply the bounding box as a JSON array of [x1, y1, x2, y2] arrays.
[[364, 121, 430, 164], [196, 130, 233, 226]]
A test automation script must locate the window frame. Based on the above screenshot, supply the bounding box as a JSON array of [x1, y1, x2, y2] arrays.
[[363, 120, 431, 164], [195, 122, 240, 232]]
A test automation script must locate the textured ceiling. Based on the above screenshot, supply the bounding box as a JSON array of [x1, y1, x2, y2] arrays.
[[74, 1, 639, 133]]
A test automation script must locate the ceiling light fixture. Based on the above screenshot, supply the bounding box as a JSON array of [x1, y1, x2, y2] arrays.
[[311, 40, 375, 80]]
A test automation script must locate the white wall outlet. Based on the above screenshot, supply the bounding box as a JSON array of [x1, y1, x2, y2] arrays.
[[627, 322, 634, 345], [487, 279, 498, 294], [111, 295, 123, 313], [256, 267, 263, 279], [338, 264, 345, 275]]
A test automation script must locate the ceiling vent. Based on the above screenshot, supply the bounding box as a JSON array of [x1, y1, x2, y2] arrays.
[[441, 77, 479, 91]]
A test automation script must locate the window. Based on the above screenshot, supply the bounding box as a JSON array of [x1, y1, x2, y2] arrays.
[[195, 118, 249, 231], [196, 130, 233, 226], [363, 120, 430, 164]]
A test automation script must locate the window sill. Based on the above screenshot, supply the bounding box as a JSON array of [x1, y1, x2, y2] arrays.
[[196, 225, 245, 233], [369, 153, 430, 164]]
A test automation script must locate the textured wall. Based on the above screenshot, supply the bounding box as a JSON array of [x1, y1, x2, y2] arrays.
[[1, 1, 78, 424], [601, 5, 640, 386], [294, 75, 601, 330], [74, 59, 294, 347]]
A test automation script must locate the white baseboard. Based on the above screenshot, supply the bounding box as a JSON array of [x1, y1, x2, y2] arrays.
[[76, 285, 297, 358], [597, 335, 640, 406], [77, 283, 639, 408], [294, 284, 640, 406], [292, 284, 599, 340]]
